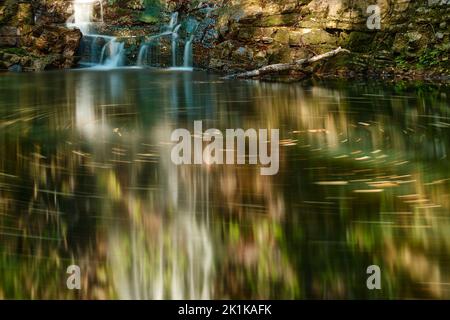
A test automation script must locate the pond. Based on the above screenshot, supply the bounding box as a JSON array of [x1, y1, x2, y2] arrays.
[[0, 69, 449, 299]]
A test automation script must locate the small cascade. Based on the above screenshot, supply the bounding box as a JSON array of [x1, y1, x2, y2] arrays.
[[137, 44, 149, 67], [171, 24, 181, 67], [166, 12, 179, 32], [183, 35, 194, 68], [137, 12, 194, 70], [67, 0, 126, 69], [100, 38, 125, 68], [67, 0, 104, 35], [79, 34, 113, 65], [78, 34, 126, 69]]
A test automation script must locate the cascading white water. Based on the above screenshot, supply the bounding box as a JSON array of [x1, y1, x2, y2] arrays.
[[137, 12, 193, 70], [136, 30, 173, 67], [100, 38, 125, 68], [67, 0, 104, 35], [137, 45, 149, 67], [171, 24, 181, 67], [67, 0, 125, 69], [166, 12, 179, 32], [183, 35, 194, 68]]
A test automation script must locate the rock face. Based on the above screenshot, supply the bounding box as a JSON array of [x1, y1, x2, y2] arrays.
[[0, 26, 19, 47], [0, 0, 82, 71], [192, 0, 450, 79]]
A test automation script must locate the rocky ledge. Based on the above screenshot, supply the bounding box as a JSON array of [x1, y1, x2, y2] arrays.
[[0, 0, 81, 71], [191, 0, 450, 81]]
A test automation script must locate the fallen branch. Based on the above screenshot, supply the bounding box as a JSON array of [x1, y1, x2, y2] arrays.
[[223, 47, 350, 79]]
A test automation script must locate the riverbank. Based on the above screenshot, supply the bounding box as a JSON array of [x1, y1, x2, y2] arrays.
[[197, 0, 450, 82], [0, 0, 449, 82]]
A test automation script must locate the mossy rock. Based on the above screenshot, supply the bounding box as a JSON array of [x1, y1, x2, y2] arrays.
[[1, 47, 27, 56], [342, 32, 376, 53], [254, 13, 299, 27], [237, 27, 259, 42], [302, 29, 337, 46], [267, 43, 291, 64], [139, 13, 160, 24], [319, 53, 369, 76], [273, 29, 290, 44]]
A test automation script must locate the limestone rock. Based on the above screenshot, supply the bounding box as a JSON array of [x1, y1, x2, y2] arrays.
[[200, 0, 450, 75]]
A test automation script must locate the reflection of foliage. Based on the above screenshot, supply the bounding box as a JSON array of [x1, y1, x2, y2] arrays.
[[1, 71, 450, 299], [216, 215, 299, 299]]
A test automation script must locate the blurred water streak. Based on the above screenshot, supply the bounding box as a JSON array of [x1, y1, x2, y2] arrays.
[[0, 70, 449, 299]]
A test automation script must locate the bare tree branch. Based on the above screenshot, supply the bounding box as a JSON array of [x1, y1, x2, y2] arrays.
[[223, 47, 350, 79]]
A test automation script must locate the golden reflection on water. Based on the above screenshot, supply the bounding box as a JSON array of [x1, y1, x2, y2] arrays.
[[0, 70, 449, 299]]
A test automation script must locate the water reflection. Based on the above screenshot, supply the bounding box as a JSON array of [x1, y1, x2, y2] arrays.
[[0, 70, 449, 299]]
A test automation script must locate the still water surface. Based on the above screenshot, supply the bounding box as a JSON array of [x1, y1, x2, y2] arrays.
[[0, 69, 449, 299]]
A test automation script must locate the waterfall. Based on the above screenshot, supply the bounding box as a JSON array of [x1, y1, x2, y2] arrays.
[[136, 12, 193, 70], [67, 0, 103, 35], [137, 45, 148, 67], [183, 35, 194, 68], [166, 12, 179, 32], [100, 38, 125, 68], [78, 34, 125, 69], [171, 24, 181, 67], [68, 0, 126, 69]]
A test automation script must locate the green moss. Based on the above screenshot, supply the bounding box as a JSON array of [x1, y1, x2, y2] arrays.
[[1, 47, 28, 56], [267, 44, 291, 64], [394, 56, 409, 70], [127, 0, 162, 25], [344, 32, 376, 53], [394, 47, 448, 70], [417, 48, 444, 68], [139, 13, 160, 24], [256, 13, 299, 27]]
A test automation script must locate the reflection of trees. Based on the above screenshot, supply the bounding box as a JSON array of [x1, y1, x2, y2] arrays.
[[242, 80, 450, 298], [0, 71, 450, 299]]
